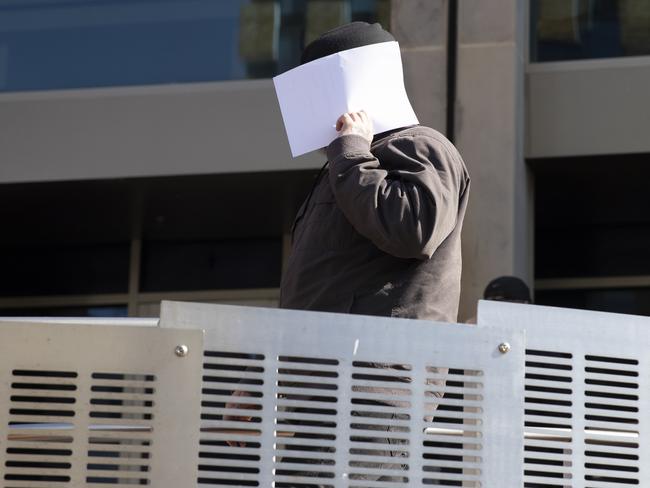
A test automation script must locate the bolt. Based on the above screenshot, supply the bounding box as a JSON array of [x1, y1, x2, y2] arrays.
[[498, 342, 511, 354], [175, 344, 189, 357]]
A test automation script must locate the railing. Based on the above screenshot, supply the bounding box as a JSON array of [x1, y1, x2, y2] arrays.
[[479, 300, 650, 488], [4, 299, 644, 486], [158, 301, 525, 487], [0, 321, 202, 486]]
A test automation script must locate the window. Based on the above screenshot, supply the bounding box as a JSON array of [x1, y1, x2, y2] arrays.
[[140, 238, 282, 292], [0, 243, 130, 297], [0, 170, 317, 317], [536, 287, 650, 316], [0, 0, 390, 92], [533, 153, 650, 316], [530, 0, 650, 62]]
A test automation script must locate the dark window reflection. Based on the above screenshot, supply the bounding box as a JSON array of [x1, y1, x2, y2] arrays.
[[140, 238, 282, 292], [533, 153, 650, 316], [0, 305, 128, 317], [530, 0, 650, 62], [0, 0, 390, 92], [536, 288, 650, 317], [0, 243, 131, 296], [534, 154, 650, 279], [0, 171, 315, 304], [536, 226, 650, 279]]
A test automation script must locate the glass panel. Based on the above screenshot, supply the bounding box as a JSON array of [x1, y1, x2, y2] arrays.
[[536, 287, 650, 317], [530, 0, 650, 62], [0, 0, 391, 92], [536, 226, 650, 278], [0, 243, 131, 296], [534, 153, 650, 279], [140, 238, 282, 292], [0, 305, 128, 317]]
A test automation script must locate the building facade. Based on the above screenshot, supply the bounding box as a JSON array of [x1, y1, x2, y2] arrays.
[[1, 0, 649, 320]]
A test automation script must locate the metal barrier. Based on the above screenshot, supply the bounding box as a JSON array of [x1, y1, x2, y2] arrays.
[[4, 300, 648, 487], [159, 300, 525, 487], [478, 300, 650, 488], [0, 322, 203, 487]]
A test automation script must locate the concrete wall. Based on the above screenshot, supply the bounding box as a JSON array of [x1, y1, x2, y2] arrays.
[[0, 80, 324, 184], [527, 58, 650, 158], [392, 0, 448, 132], [456, 0, 530, 320]]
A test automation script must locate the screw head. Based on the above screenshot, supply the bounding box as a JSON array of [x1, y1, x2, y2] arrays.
[[498, 342, 511, 354], [174, 344, 189, 357]]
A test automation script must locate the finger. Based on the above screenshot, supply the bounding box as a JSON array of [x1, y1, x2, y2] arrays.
[[349, 112, 360, 122], [338, 113, 354, 132], [227, 402, 255, 410], [224, 415, 253, 422], [359, 110, 369, 123], [336, 115, 345, 131], [227, 439, 247, 448]]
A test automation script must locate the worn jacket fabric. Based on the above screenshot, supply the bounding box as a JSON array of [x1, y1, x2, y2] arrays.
[[280, 126, 470, 323]]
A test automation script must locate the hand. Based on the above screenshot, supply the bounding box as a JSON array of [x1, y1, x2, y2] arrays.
[[224, 390, 255, 448], [336, 110, 373, 144]]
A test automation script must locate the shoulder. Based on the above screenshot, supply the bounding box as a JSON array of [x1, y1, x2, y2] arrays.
[[375, 126, 467, 174], [382, 126, 460, 157]]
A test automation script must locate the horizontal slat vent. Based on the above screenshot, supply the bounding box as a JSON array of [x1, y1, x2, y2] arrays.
[[86, 372, 155, 486], [422, 366, 483, 487], [347, 360, 411, 486], [523, 349, 574, 488], [584, 354, 639, 488], [274, 355, 338, 488], [198, 350, 265, 487], [4, 369, 77, 486], [195, 359, 493, 486]]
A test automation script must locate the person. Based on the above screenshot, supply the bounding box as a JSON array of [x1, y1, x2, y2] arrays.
[[466, 275, 532, 324], [227, 24, 469, 483], [280, 22, 470, 325], [483, 275, 532, 304]]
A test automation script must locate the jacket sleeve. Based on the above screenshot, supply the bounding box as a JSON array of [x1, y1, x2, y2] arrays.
[[326, 132, 465, 260]]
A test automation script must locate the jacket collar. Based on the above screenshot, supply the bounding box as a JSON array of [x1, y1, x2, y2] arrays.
[[371, 124, 419, 149]]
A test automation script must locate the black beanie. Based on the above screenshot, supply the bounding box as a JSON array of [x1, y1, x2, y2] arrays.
[[301, 21, 395, 65], [483, 276, 532, 303]]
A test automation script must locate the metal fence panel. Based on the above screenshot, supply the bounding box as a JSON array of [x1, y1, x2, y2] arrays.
[[0, 321, 203, 487], [478, 300, 650, 488], [160, 300, 525, 487]]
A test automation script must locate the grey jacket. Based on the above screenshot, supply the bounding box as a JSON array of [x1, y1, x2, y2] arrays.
[[280, 126, 470, 323]]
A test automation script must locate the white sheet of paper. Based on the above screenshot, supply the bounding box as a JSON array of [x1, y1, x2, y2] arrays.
[[273, 41, 419, 158]]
